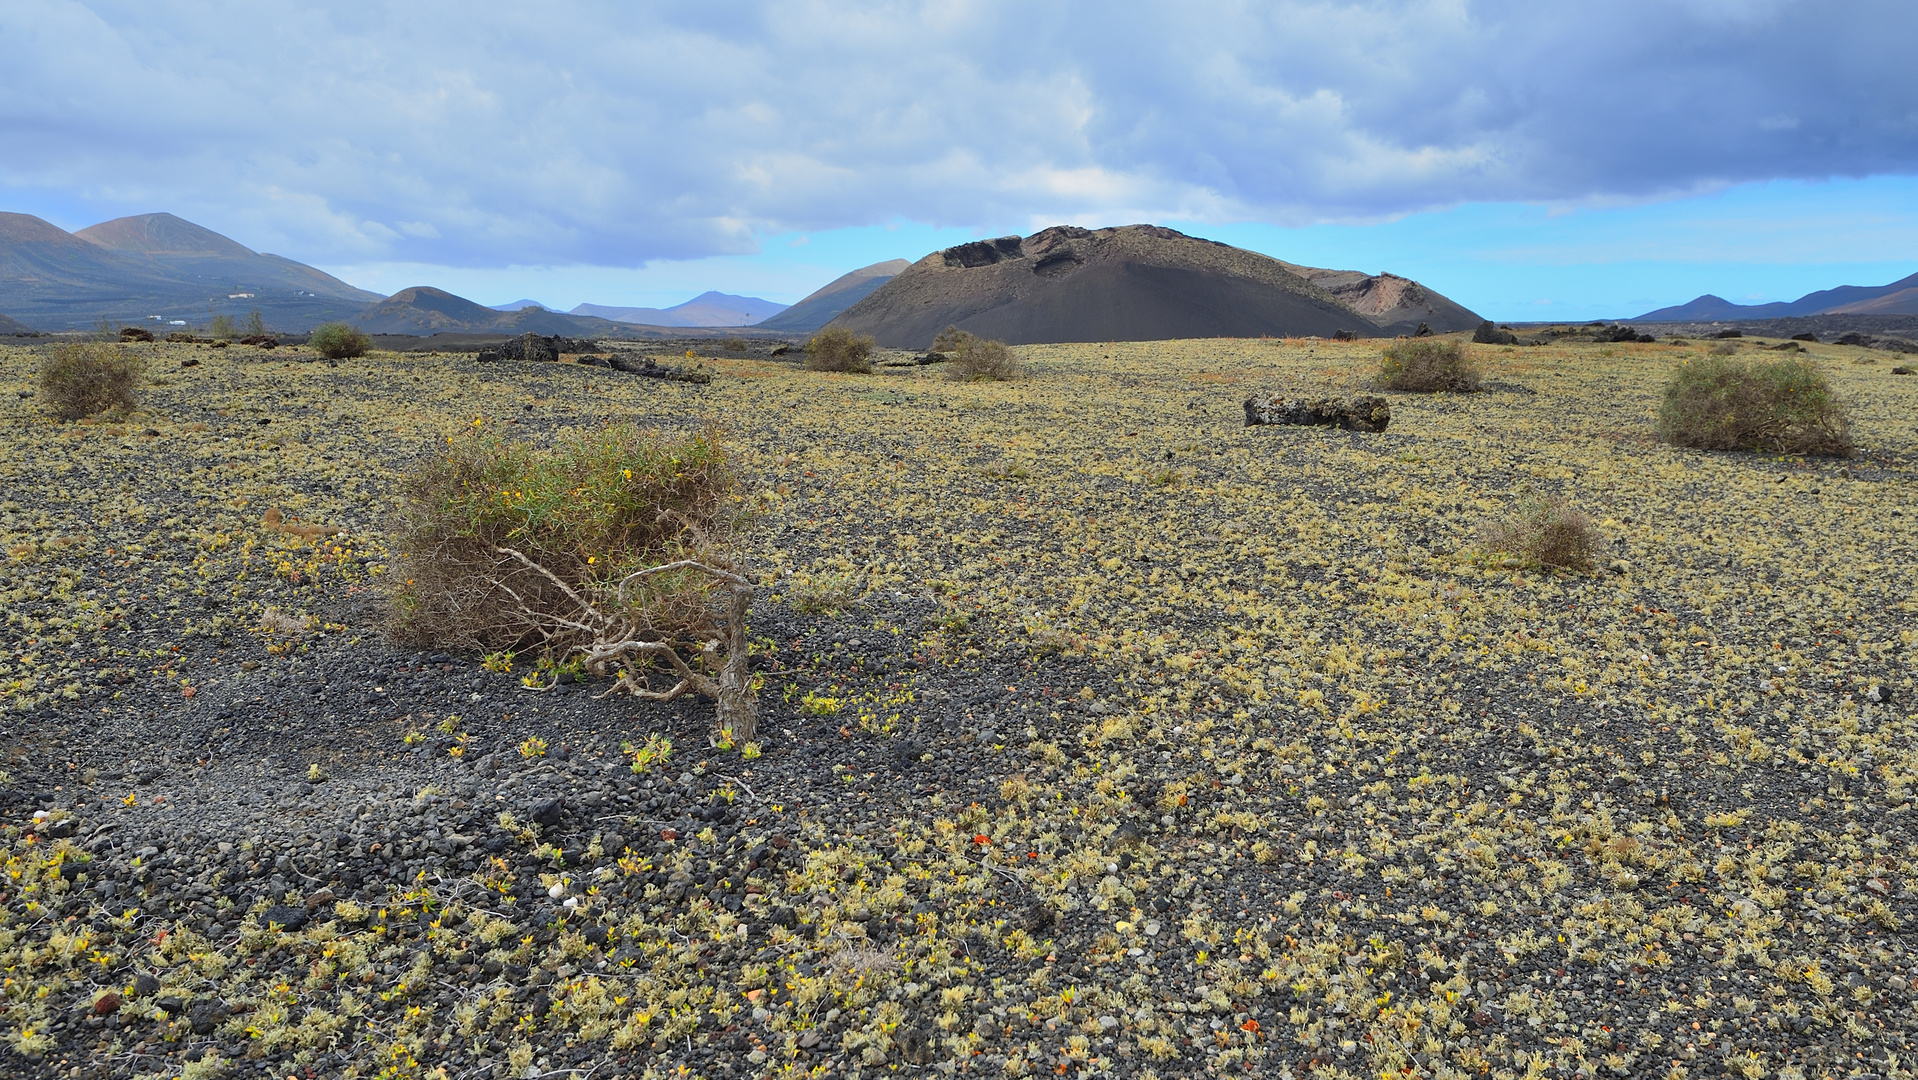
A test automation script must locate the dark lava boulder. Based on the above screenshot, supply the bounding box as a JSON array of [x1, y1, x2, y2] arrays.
[[119, 326, 155, 342], [1473, 320, 1519, 346], [1244, 393, 1390, 432]]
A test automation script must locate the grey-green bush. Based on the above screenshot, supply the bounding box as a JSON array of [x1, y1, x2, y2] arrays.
[[37, 342, 140, 420], [1379, 338, 1481, 392], [1655, 355, 1851, 456], [309, 323, 371, 360], [934, 326, 1021, 381], [804, 327, 874, 373]]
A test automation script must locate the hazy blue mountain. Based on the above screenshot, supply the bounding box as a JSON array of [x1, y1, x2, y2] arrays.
[[756, 260, 910, 333], [1637, 271, 1918, 320], [572, 291, 787, 327]]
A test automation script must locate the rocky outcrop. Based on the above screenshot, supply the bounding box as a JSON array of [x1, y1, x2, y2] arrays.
[[1243, 393, 1391, 432], [475, 333, 600, 363], [1473, 321, 1519, 345]]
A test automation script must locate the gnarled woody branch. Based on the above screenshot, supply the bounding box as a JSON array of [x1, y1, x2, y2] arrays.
[[494, 546, 758, 742]]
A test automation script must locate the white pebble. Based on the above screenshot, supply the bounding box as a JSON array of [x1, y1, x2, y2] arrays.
[[548, 882, 566, 899], [562, 896, 579, 910]]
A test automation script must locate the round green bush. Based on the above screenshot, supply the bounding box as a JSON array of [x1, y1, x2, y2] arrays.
[[804, 327, 875, 373], [1379, 338, 1481, 392], [309, 323, 371, 360], [1656, 355, 1852, 456], [37, 342, 141, 420]]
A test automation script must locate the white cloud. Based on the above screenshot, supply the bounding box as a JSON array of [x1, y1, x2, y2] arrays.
[[2, 0, 1913, 269]]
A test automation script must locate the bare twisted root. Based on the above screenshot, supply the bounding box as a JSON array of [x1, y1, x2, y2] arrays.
[[493, 548, 758, 743]]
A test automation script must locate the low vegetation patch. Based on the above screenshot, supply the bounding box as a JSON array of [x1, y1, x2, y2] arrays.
[[803, 326, 875, 373], [389, 421, 739, 650], [309, 322, 371, 360], [389, 421, 757, 733], [935, 325, 1022, 381], [1656, 354, 1853, 456], [1378, 337, 1481, 392], [36, 341, 140, 420], [1477, 493, 1601, 570]]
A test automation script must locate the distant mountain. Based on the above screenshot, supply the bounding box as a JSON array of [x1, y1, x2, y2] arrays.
[[829, 225, 1482, 348], [0, 311, 39, 335], [488, 299, 552, 312], [1637, 271, 1918, 321], [572, 291, 788, 328], [756, 260, 909, 333], [355, 286, 639, 336], [0, 210, 381, 330]]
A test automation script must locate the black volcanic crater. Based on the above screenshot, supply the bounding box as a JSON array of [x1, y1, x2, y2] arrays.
[[827, 224, 1482, 347]]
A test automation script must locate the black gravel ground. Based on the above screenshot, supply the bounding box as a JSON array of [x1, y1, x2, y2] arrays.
[[2, 337, 1916, 1080]]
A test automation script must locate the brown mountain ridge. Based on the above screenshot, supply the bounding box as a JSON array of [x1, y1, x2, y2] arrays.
[[827, 225, 1481, 347]]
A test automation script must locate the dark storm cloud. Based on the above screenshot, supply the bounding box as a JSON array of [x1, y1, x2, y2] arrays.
[[4, 0, 1912, 266]]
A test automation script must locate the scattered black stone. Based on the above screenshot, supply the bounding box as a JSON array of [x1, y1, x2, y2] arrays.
[[260, 904, 309, 931]]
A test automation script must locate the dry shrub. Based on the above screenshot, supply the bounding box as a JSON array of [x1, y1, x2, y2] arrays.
[[934, 326, 1021, 381], [1656, 355, 1852, 456], [804, 327, 874, 373], [309, 323, 370, 360], [1379, 338, 1481, 392], [1478, 494, 1601, 570], [37, 342, 140, 420], [388, 423, 740, 654]]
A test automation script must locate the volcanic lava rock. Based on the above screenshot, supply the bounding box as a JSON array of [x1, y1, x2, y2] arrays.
[[606, 354, 712, 383], [1243, 392, 1391, 432], [119, 326, 155, 342], [1473, 320, 1519, 345], [260, 904, 309, 931]]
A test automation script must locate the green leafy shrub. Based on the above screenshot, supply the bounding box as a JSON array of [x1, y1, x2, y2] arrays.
[[36, 342, 140, 420], [388, 423, 741, 653], [1478, 494, 1601, 570], [935, 326, 1021, 381], [804, 327, 875, 373], [1655, 355, 1852, 456], [309, 322, 371, 360], [1379, 338, 1481, 392]]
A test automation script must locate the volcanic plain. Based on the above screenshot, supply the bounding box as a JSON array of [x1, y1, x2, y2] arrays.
[[1, 334, 1915, 1080]]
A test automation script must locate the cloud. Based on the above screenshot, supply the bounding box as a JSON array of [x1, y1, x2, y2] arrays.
[[3, 0, 1914, 269]]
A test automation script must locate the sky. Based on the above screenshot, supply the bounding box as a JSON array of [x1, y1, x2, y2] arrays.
[[4, 1, 1917, 321]]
